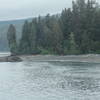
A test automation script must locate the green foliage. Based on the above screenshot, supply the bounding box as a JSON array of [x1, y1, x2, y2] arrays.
[[18, 21, 30, 54], [38, 47, 55, 55], [7, 0, 100, 55], [7, 24, 17, 55], [67, 32, 80, 55]]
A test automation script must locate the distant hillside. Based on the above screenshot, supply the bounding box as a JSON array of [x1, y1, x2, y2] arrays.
[[0, 18, 32, 51]]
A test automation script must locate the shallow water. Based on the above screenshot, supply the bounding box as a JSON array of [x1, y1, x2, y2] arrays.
[[0, 58, 100, 100]]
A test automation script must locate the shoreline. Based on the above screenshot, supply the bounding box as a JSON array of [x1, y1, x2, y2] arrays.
[[0, 53, 100, 63], [20, 54, 100, 63]]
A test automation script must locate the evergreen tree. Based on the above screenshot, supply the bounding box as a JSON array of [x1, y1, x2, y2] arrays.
[[81, 31, 93, 53], [29, 19, 38, 54], [36, 16, 45, 47], [19, 20, 30, 54], [7, 24, 17, 55], [60, 8, 72, 53], [68, 32, 79, 54], [51, 20, 63, 54]]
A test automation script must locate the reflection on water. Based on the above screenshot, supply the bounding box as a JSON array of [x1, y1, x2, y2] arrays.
[[0, 60, 100, 100]]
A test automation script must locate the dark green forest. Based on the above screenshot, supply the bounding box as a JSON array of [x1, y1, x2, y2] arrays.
[[7, 0, 100, 55]]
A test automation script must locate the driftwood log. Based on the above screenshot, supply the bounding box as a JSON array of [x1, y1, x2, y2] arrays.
[[0, 56, 22, 62]]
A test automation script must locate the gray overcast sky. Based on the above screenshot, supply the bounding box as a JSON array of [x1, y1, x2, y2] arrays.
[[0, 0, 99, 21], [0, 0, 72, 21]]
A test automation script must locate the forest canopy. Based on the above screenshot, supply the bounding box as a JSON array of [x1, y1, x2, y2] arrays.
[[7, 0, 100, 55]]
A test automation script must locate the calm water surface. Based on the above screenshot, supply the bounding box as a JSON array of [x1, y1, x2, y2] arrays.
[[0, 57, 100, 100]]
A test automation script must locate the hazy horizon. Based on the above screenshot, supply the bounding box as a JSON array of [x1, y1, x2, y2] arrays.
[[0, 0, 99, 21], [0, 0, 73, 21]]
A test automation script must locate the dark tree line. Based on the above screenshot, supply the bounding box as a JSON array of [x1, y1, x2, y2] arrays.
[[7, 0, 100, 55]]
